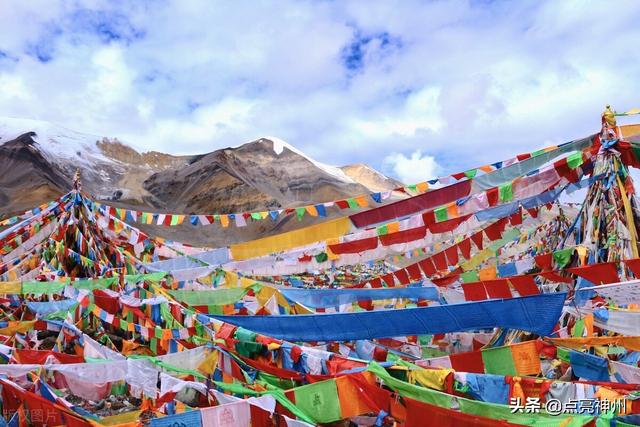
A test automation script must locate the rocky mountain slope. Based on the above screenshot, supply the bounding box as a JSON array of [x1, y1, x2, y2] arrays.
[[0, 117, 401, 245]]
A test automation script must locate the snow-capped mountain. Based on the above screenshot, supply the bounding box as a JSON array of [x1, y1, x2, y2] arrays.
[[0, 117, 401, 244]]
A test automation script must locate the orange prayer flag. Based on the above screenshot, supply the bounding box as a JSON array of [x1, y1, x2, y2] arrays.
[[446, 203, 458, 218], [305, 206, 319, 217], [387, 222, 400, 234], [478, 266, 497, 281], [416, 182, 429, 193], [584, 314, 594, 337], [355, 195, 369, 207], [511, 341, 541, 375]]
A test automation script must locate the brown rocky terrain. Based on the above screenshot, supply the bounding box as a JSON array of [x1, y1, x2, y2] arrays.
[[0, 118, 402, 245]]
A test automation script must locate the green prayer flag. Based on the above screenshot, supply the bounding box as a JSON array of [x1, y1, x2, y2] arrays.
[[434, 206, 448, 222], [557, 347, 569, 363], [22, 281, 67, 295], [168, 288, 248, 305], [481, 346, 516, 376], [377, 225, 388, 236], [553, 248, 574, 268], [464, 169, 477, 179], [458, 398, 593, 426], [346, 198, 359, 209], [498, 182, 513, 202], [315, 252, 328, 263], [251, 212, 262, 220], [295, 207, 305, 221], [531, 148, 546, 157], [407, 184, 418, 193], [460, 271, 479, 283], [234, 327, 257, 342], [293, 379, 342, 423], [567, 152, 584, 169], [572, 318, 585, 337]]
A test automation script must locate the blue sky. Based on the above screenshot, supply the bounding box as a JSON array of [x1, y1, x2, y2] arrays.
[[1, 0, 640, 183]]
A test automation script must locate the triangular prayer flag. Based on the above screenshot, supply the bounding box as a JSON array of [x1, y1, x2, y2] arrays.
[[464, 169, 477, 179], [416, 182, 429, 193], [553, 248, 574, 269], [315, 204, 327, 217], [470, 232, 484, 250], [458, 238, 471, 259]]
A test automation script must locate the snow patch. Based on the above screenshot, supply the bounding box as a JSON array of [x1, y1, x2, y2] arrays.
[[261, 136, 356, 184], [0, 116, 116, 167]]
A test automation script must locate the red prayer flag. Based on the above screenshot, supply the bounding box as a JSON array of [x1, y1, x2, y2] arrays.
[[379, 226, 427, 246], [567, 262, 620, 285], [335, 200, 350, 209], [509, 208, 523, 225], [624, 258, 640, 278], [450, 350, 485, 373], [458, 238, 471, 260], [369, 278, 383, 288], [406, 263, 423, 281], [482, 279, 512, 299], [428, 215, 471, 234], [534, 253, 553, 271], [432, 251, 448, 272], [486, 187, 499, 206], [470, 231, 484, 250], [484, 217, 508, 241], [509, 275, 540, 296], [462, 282, 488, 301], [418, 258, 436, 277], [394, 269, 411, 285], [431, 274, 460, 287], [381, 273, 396, 287], [444, 245, 459, 266], [422, 210, 436, 225], [329, 237, 379, 254]]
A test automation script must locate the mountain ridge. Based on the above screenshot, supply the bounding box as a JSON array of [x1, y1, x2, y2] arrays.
[[0, 117, 402, 244]]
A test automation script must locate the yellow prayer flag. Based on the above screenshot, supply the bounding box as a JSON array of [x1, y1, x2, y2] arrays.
[[408, 368, 452, 391], [197, 350, 219, 375], [230, 217, 351, 260]]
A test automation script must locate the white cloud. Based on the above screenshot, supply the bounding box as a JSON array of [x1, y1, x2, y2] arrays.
[[0, 0, 640, 183], [383, 150, 442, 184]]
